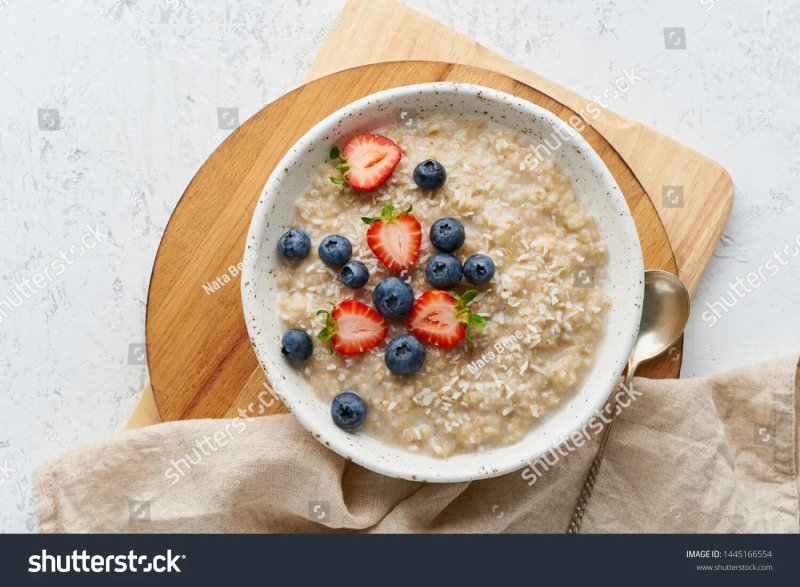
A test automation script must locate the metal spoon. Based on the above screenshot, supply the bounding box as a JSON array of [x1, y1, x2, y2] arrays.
[[567, 269, 691, 533]]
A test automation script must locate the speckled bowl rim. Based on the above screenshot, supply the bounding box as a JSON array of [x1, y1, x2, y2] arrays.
[[242, 82, 643, 483]]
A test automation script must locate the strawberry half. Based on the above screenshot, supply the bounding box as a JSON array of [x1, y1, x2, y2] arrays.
[[330, 133, 402, 192], [362, 203, 422, 272], [407, 290, 487, 348], [317, 300, 388, 356]]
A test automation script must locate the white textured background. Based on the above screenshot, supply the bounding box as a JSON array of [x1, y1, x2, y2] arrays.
[[0, 0, 798, 532]]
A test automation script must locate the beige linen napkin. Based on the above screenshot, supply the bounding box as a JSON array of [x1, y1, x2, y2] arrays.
[[33, 355, 799, 533]]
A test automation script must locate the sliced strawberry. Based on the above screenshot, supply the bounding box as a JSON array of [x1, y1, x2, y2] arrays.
[[317, 300, 388, 356], [330, 133, 402, 192], [362, 203, 422, 272], [407, 290, 487, 348]]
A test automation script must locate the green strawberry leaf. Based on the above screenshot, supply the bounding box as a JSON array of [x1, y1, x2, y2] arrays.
[[460, 289, 479, 305], [363, 203, 413, 225], [316, 305, 337, 349], [381, 203, 395, 218], [469, 313, 487, 328]]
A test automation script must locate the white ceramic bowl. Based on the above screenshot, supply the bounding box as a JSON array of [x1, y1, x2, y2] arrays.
[[242, 82, 643, 483]]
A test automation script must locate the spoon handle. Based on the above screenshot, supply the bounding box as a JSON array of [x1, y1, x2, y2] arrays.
[[566, 365, 635, 534]]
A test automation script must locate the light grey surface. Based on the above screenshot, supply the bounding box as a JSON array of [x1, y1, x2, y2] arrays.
[[0, 0, 797, 532]]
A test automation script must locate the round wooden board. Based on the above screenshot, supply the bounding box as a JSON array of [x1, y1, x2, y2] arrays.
[[146, 61, 682, 421]]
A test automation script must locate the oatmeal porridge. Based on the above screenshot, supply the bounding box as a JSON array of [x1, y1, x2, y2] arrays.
[[276, 115, 609, 458]]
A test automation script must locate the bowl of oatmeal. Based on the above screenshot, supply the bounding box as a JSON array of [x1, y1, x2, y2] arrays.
[[242, 82, 643, 482]]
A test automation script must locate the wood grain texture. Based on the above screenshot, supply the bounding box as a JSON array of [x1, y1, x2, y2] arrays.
[[146, 61, 681, 422], [307, 0, 734, 292]]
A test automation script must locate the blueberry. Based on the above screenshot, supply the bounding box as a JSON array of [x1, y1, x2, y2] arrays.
[[277, 228, 311, 261], [318, 234, 352, 267], [425, 253, 463, 289], [331, 391, 367, 431], [281, 329, 313, 363], [413, 159, 447, 190], [372, 277, 414, 318], [385, 334, 426, 375], [463, 254, 495, 285], [430, 217, 465, 253], [340, 260, 369, 289]]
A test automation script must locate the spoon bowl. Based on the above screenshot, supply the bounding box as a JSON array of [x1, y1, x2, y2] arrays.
[[631, 270, 691, 368]]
